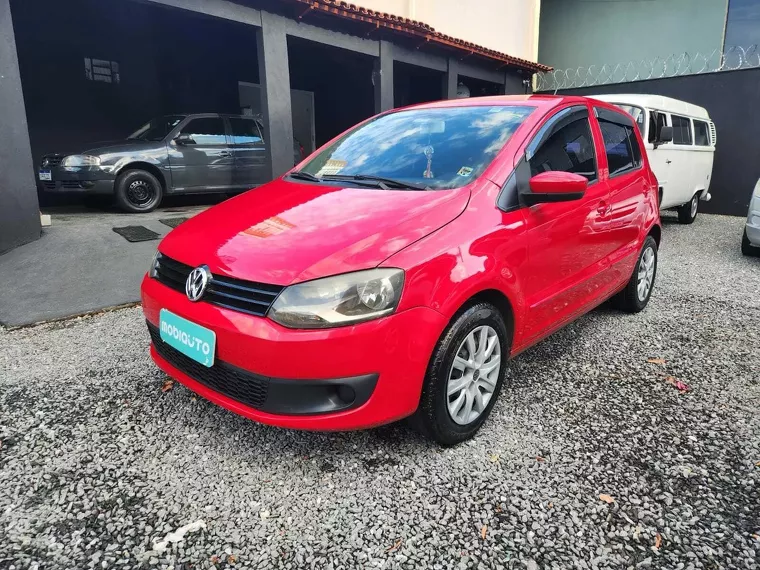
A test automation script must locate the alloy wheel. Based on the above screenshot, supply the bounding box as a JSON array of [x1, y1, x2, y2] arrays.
[[446, 325, 501, 426], [637, 246, 656, 302]]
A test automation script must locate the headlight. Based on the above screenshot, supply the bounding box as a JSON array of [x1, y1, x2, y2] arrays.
[[148, 251, 161, 278], [268, 268, 404, 329], [60, 155, 101, 167]]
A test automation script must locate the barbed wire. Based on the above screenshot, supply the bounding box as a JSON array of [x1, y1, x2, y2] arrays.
[[535, 45, 760, 92]]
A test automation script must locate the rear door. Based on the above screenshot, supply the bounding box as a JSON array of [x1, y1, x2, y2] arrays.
[[520, 104, 612, 342], [228, 117, 268, 189], [167, 116, 234, 192], [594, 106, 652, 286], [660, 112, 693, 208]]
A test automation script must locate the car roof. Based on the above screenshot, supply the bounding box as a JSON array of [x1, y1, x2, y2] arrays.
[[395, 94, 601, 113], [589, 94, 710, 120]]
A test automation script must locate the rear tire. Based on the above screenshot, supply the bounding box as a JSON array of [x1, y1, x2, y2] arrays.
[[742, 229, 760, 257], [677, 193, 699, 224], [410, 302, 509, 446], [115, 169, 163, 213], [613, 235, 658, 313]]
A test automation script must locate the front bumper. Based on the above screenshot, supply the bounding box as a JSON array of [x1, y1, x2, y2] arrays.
[[746, 195, 760, 246], [38, 166, 115, 194], [141, 275, 447, 430]]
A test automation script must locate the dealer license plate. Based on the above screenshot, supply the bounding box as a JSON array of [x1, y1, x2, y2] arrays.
[[159, 309, 216, 367], [39, 170, 52, 181]]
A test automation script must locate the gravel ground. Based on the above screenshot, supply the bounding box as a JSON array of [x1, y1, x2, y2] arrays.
[[1, 213, 758, 570]]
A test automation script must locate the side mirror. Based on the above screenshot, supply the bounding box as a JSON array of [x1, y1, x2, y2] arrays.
[[657, 125, 673, 144], [522, 171, 588, 206], [174, 133, 195, 146]]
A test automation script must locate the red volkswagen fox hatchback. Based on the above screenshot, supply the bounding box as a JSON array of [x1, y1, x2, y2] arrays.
[[142, 96, 661, 445]]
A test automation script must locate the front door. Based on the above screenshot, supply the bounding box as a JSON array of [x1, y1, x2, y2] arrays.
[[167, 116, 234, 192], [228, 116, 268, 189], [520, 105, 612, 343]]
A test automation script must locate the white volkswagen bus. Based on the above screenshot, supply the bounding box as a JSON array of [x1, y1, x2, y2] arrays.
[[592, 94, 716, 224]]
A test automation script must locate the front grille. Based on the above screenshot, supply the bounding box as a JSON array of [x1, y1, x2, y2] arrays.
[[41, 154, 63, 168], [154, 254, 284, 317], [148, 322, 269, 409], [42, 182, 57, 190], [61, 181, 83, 189]]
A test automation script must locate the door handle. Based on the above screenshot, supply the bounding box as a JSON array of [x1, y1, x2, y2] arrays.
[[219, 151, 232, 157], [597, 201, 609, 215]]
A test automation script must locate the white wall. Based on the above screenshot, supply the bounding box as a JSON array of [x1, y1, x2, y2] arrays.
[[353, 0, 541, 61]]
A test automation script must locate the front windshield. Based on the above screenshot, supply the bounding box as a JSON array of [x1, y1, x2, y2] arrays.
[[299, 105, 535, 189], [614, 104, 646, 137], [128, 115, 186, 141]]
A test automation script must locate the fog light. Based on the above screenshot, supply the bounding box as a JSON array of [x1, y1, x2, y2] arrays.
[[337, 385, 355, 405], [81, 180, 95, 189]]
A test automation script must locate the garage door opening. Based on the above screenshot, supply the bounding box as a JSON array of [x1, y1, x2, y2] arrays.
[[458, 75, 507, 98], [394, 61, 445, 108], [11, 0, 260, 208], [287, 36, 375, 149]]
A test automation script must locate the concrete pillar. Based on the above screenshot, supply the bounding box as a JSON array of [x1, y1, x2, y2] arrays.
[[373, 41, 394, 113], [0, 0, 40, 253], [256, 12, 294, 179], [443, 57, 459, 99], [504, 70, 525, 95]]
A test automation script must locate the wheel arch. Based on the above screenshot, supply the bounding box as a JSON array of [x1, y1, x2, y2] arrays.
[[447, 288, 516, 346], [117, 161, 167, 191], [648, 223, 662, 248]]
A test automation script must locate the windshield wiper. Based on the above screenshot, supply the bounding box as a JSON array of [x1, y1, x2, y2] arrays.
[[289, 171, 323, 183], [323, 174, 428, 191]]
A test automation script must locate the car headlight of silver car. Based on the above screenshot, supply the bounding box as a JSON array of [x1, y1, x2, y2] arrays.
[[268, 268, 405, 329], [60, 154, 101, 167]]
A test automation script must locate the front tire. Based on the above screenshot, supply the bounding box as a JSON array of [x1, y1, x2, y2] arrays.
[[115, 169, 163, 213], [613, 235, 658, 313], [677, 193, 699, 224], [411, 302, 509, 446], [742, 229, 760, 257]]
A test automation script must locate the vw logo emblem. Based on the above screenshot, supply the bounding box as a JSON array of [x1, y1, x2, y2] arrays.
[[186, 266, 211, 302]]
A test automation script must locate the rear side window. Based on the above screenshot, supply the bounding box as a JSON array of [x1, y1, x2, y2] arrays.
[[528, 109, 597, 183], [229, 118, 264, 145], [671, 115, 693, 145], [179, 118, 227, 145], [693, 120, 710, 146], [596, 109, 643, 177]]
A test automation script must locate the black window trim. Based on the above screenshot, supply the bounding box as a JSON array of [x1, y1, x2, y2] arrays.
[[693, 118, 711, 147], [670, 113, 693, 146], [497, 104, 598, 212], [172, 114, 230, 147], [525, 104, 599, 186], [595, 106, 644, 180], [228, 116, 265, 148]]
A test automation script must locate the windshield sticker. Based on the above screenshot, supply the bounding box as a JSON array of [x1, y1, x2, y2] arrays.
[[457, 166, 474, 177], [316, 159, 347, 177]]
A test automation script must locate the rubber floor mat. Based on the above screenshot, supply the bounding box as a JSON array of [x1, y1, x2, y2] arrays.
[[159, 217, 190, 229], [112, 225, 160, 242]]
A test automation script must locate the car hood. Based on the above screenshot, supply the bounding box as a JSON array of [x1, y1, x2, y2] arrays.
[[159, 178, 470, 285]]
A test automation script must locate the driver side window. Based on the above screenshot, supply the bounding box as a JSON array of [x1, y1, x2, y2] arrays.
[[527, 108, 598, 184]]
